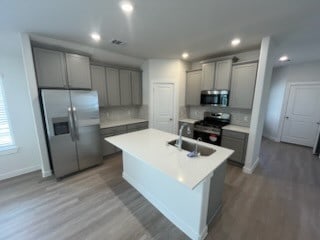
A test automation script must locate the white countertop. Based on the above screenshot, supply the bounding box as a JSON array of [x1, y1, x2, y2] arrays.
[[179, 118, 199, 124], [222, 124, 250, 134], [100, 118, 148, 129], [105, 128, 234, 189]]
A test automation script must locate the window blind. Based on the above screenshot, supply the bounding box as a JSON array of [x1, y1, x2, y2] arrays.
[[0, 76, 14, 149]]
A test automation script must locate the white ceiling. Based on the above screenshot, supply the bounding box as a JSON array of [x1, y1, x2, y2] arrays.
[[1, 0, 320, 62]]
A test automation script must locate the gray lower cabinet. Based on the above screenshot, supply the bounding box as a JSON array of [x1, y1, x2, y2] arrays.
[[127, 122, 148, 132], [101, 122, 148, 156], [101, 126, 127, 156], [91, 65, 107, 107], [119, 69, 132, 105], [106, 67, 121, 106], [221, 129, 248, 164], [186, 70, 201, 106], [33, 47, 91, 89], [66, 53, 91, 89], [178, 121, 194, 139], [229, 62, 258, 109], [33, 48, 68, 88]]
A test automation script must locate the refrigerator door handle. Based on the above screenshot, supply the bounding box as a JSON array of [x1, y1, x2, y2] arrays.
[[68, 107, 76, 141], [72, 107, 80, 140]]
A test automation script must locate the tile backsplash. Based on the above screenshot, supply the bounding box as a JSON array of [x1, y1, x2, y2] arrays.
[[179, 106, 188, 119], [138, 105, 149, 119], [100, 106, 140, 122], [188, 106, 251, 127]]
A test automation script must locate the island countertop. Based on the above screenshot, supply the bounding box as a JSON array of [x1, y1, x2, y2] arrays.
[[106, 128, 233, 189]]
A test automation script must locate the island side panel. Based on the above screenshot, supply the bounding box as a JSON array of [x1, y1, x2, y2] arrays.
[[122, 151, 211, 240]]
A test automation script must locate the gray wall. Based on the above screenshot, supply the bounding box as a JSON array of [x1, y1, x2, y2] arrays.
[[264, 60, 320, 141]]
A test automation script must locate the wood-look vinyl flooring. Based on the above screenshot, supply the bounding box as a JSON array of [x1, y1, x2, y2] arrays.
[[0, 138, 319, 240]]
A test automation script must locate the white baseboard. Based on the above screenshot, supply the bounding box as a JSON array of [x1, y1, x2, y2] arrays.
[[243, 157, 260, 174], [263, 134, 280, 142], [123, 171, 207, 240], [0, 165, 40, 181], [42, 170, 52, 177]]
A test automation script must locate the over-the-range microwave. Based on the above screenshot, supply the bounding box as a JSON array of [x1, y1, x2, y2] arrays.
[[200, 90, 229, 107]]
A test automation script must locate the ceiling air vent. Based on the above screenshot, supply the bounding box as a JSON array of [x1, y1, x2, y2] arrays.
[[110, 39, 127, 46]]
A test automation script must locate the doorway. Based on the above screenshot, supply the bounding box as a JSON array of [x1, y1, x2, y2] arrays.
[[281, 82, 320, 147], [152, 83, 174, 133]]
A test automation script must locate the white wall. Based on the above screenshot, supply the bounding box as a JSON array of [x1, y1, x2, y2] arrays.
[[264, 60, 320, 141], [0, 33, 42, 180], [143, 59, 190, 133], [244, 37, 275, 174]]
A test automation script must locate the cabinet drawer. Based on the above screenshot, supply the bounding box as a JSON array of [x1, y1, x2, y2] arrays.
[[127, 122, 148, 131], [100, 126, 127, 135], [222, 129, 247, 140]]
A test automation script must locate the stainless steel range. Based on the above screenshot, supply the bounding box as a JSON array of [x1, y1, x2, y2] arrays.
[[194, 112, 231, 146]]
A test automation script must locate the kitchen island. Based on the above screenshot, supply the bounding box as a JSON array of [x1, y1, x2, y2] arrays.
[[106, 129, 233, 240]]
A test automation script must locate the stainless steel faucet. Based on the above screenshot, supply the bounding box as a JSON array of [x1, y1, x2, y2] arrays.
[[194, 137, 202, 155], [176, 123, 191, 150]]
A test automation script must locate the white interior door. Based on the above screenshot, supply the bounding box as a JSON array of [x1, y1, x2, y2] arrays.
[[153, 83, 174, 133], [281, 83, 320, 147]]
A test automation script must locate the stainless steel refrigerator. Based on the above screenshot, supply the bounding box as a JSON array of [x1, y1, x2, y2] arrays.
[[41, 89, 102, 178]]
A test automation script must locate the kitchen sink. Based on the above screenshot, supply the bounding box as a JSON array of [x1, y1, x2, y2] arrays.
[[167, 139, 215, 156]]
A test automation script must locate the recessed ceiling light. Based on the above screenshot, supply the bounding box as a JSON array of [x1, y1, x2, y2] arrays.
[[182, 53, 189, 59], [90, 33, 101, 41], [279, 55, 290, 62], [231, 38, 241, 46], [120, 2, 134, 13]]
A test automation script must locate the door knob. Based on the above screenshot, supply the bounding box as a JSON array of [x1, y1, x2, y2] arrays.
[[317, 122, 320, 125]]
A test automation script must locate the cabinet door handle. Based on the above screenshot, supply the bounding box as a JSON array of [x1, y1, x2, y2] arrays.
[[169, 118, 173, 121], [285, 116, 289, 119]]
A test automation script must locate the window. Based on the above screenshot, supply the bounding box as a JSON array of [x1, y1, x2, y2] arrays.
[[0, 74, 16, 153]]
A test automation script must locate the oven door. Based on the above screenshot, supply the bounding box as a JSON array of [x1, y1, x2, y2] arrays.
[[193, 129, 221, 146]]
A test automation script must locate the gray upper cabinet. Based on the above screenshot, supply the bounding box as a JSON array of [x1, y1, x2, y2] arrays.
[[131, 71, 142, 105], [214, 59, 232, 90], [201, 62, 215, 90], [65, 53, 91, 89], [229, 62, 258, 109], [119, 70, 132, 106], [105, 68, 121, 106], [33, 47, 91, 89], [33, 48, 68, 88], [91, 65, 107, 107], [186, 70, 201, 106]]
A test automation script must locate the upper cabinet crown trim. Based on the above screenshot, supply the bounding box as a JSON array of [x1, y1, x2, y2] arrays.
[[90, 60, 142, 72], [31, 41, 91, 58]]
